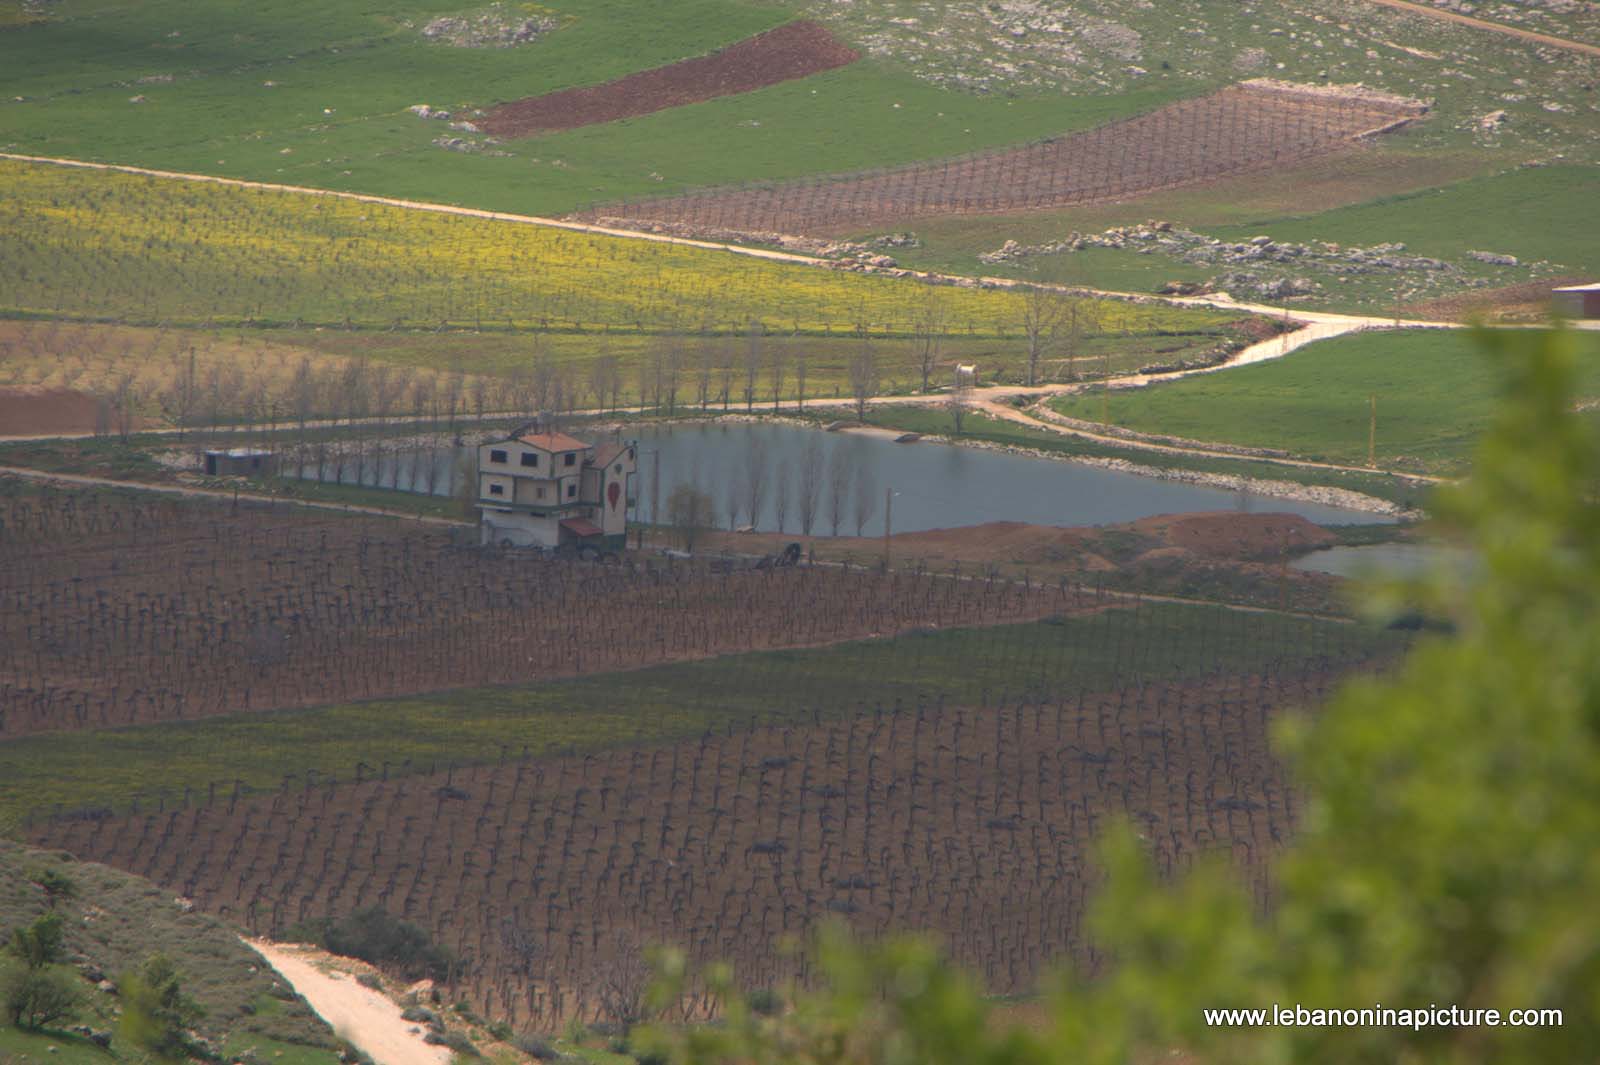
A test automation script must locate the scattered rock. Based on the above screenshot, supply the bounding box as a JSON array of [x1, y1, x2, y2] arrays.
[[421, 4, 558, 48], [408, 104, 451, 120], [1468, 250, 1520, 266], [1478, 109, 1507, 130]]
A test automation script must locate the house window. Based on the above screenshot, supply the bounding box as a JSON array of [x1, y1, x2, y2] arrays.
[[490, 449, 508, 464], [488, 483, 504, 496], [520, 453, 538, 468], [537, 485, 547, 499], [614, 463, 622, 474], [566, 483, 577, 498], [564, 452, 576, 467]]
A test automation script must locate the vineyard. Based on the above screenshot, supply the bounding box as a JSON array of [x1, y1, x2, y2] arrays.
[[0, 485, 1082, 739], [585, 82, 1426, 236], [1, 478, 1411, 1028], [30, 647, 1391, 1029], [0, 158, 1219, 338]]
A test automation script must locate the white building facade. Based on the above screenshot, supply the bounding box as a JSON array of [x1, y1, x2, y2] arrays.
[[477, 429, 637, 552]]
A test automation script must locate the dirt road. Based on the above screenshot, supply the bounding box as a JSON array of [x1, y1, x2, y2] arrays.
[[0, 464, 472, 525], [244, 940, 450, 1065], [1362, 0, 1600, 57]]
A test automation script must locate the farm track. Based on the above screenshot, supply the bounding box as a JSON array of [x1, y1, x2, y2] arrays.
[[1361, 0, 1600, 56]]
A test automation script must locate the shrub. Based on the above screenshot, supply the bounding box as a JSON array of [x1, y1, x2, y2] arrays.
[[321, 908, 453, 982], [7, 913, 65, 970], [118, 954, 204, 1058], [422, 1028, 479, 1056], [746, 988, 784, 1017], [3, 965, 81, 1030], [513, 1032, 558, 1059], [355, 972, 383, 991]]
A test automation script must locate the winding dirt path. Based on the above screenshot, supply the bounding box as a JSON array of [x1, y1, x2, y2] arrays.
[[0, 464, 471, 524], [1360, 0, 1600, 57], [244, 940, 450, 1065]]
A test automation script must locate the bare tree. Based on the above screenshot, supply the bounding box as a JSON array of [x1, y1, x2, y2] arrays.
[[773, 458, 792, 533], [797, 437, 823, 536], [852, 460, 878, 536], [664, 333, 683, 414], [717, 339, 735, 412], [826, 448, 852, 537], [794, 352, 809, 411], [695, 338, 714, 411], [587, 355, 617, 416], [111, 372, 139, 442], [743, 320, 763, 413], [769, 338, 787, 411], [592, 930, 652, 1031], [912, 288, 948, 392], [1061, 298, 1099, 381], [947, 365, 973, 434], [667, 482, 715, 552], [500, 914, 540, 980], [1020, 287, 1067, 386], [740, 436, 769, 531], [848, 340, 879, 422], [161, 346, 202, 441]]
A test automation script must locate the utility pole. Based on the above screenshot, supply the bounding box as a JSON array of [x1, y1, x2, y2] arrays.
[[1368, 394, 1377, 469], [651, 449, 661, 551], [883, 486, 892, 567]]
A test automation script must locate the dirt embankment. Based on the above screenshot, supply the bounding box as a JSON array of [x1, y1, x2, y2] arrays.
[[703, 512, 1335, 568], [481, 20, 858, 137], [0, 386, 124, 435], [697, 512, 1347, 613]]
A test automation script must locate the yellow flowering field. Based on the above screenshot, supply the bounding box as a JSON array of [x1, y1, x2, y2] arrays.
[[0, 159, 1229, 339]]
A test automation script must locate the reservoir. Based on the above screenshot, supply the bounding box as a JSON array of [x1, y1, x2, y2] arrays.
[[288, 421, 1400, 532]]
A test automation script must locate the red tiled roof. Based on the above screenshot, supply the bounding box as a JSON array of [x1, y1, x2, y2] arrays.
[[591, 441, 629, 468], [560, 517, 604, 538], [516, 430, 591, 452]]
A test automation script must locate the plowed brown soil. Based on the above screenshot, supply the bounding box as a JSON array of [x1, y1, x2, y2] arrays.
[[0, 387, 118, 435], [481, 21, 858, 137], [38, 664, 1362, 1027], [583, 82, 1426, 235]]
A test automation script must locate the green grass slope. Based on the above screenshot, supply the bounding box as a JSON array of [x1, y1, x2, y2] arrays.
[[0, 605, 1387, 836], [0, 840, 339, 1063], [0, 0, 1172, 216], [1052, 328, 1600, 476]]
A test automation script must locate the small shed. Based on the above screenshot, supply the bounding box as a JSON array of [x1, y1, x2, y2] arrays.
[[203, 448, 278, 477], [1553, 283, 1600, 319]]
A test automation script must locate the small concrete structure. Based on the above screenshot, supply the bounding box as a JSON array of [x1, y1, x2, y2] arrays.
[[477, 427, 637, 551], [1553, 283, 1600, 319], [203, 448, 278, 477]]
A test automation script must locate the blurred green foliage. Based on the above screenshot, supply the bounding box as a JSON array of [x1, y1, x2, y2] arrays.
[[640, 326, 1599, 1063]]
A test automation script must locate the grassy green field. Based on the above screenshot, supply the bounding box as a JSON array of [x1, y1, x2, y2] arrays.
[[0, 839, 339, 1062], [0, 604, 1390, 836], [0, 0, 1175, 216], [888, 164, 1600, 315], [1051, 328, 1600, 476]]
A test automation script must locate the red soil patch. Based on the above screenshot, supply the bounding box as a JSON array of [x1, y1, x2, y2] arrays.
[[706, 513, 1335, 569], [1402, 276, 1590, 323], [481, 20, 858, 137], [0, 386, 121, 436], [1131, 512, 1336, 561]]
